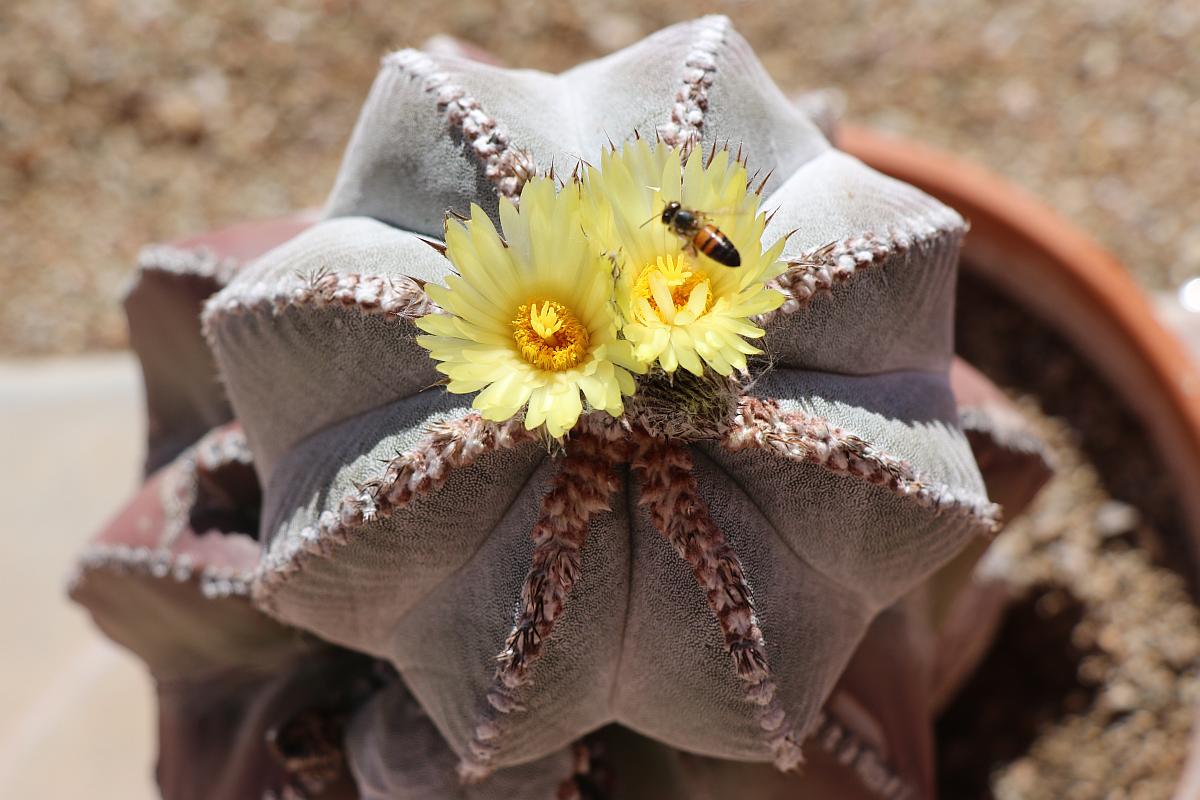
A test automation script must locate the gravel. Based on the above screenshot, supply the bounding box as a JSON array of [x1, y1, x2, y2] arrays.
[[946, 272, 1200, 797], [977, 405, 1200, 799], [3, 0, 1197, 354]]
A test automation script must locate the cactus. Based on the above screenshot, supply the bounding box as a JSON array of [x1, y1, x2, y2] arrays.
[[73, 15, 1055, 800]]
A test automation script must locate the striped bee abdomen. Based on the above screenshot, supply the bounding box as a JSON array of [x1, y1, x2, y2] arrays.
[[695, 225, 741, 267]]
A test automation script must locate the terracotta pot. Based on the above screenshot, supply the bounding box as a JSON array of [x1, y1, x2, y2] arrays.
[[839, 125, 1200, 799], [840, 126, 1200, 544]]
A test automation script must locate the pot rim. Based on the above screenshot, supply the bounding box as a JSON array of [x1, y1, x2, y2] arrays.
[[839, 125, 1200, 799], [840, 125, 1200, 542]]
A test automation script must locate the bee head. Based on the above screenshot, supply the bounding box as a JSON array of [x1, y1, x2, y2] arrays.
[[661, 201, 681, 225]]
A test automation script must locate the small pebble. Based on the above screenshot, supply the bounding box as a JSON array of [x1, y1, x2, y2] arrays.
[[1094, 500, 1141, 538]]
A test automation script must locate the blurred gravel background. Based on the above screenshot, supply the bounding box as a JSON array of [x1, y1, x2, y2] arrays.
[[2, 0, 1198, 355]]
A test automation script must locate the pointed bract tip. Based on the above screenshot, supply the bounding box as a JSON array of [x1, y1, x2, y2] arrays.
[[419, 237, 448, 256], [755, 168, 775, 195]]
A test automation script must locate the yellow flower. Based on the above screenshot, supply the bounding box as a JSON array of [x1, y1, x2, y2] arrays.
[[580, 140, 787, 376], [416, 177, 642, 438]]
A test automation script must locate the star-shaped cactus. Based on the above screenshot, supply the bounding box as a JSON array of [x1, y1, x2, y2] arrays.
[[67, 15, 1070, 800], [197, 13, 995, 784]]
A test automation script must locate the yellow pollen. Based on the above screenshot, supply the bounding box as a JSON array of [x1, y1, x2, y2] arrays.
[[512, 299, 590, 371], [529, 301, 563, 341], [631, 254, 714, 324]]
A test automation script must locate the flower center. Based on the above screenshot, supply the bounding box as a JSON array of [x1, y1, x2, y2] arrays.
[[631, 254, 714, 325], [512, 300, 590, 371]]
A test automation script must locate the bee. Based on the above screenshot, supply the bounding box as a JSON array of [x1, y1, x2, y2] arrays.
[[657, 201, 741, 267]]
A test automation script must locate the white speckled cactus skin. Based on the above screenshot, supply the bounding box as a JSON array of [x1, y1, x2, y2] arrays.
[[197, 14, 995, 791]]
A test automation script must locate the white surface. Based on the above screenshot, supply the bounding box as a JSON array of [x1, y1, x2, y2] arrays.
[[1179, 278, 1200, 314], [0, 353, 158, 799], [1157, 287, 1200, 365]]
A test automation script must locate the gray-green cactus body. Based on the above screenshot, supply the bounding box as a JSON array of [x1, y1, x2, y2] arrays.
[[347, 681, 590, 800], [76, 231, 603, 800], [69, 422, 371, 800], [200, 15, 993, 785]]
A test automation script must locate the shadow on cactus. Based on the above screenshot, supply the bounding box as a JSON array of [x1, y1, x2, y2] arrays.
[[71, 14, 1058, 800]]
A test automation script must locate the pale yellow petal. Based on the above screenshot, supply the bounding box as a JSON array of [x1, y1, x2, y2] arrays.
[[583, 141, 785, 386], [498, 196, 531, 264], [473, 369, 535, 420], [414, 313, 460, 337], [420, 170, 637, 437], [546, 383, 583, 438], [615, 366, 636, 397], [671, 328, 704, 376], [659, 345, 678, 374], [524, 385, 554, 431]]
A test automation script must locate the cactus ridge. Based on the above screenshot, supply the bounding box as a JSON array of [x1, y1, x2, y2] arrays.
[[134, 243, 240, 286], [633, 436, 804, 772], [71, 423, 258, 598], [202, 269, 436, 342], [811, 709, 916, 800], [384, 49, 536, 202], [657, 14, 730, 149], [462, 430, 627, 782], [162, 425, 254, 552], [728, 397, 1001, 532], [763, 226, 959, 322], [253, 414, 536, 612]]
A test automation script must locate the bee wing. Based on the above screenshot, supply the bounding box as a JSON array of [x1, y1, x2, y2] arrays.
[[692, 206, 746, 224]]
